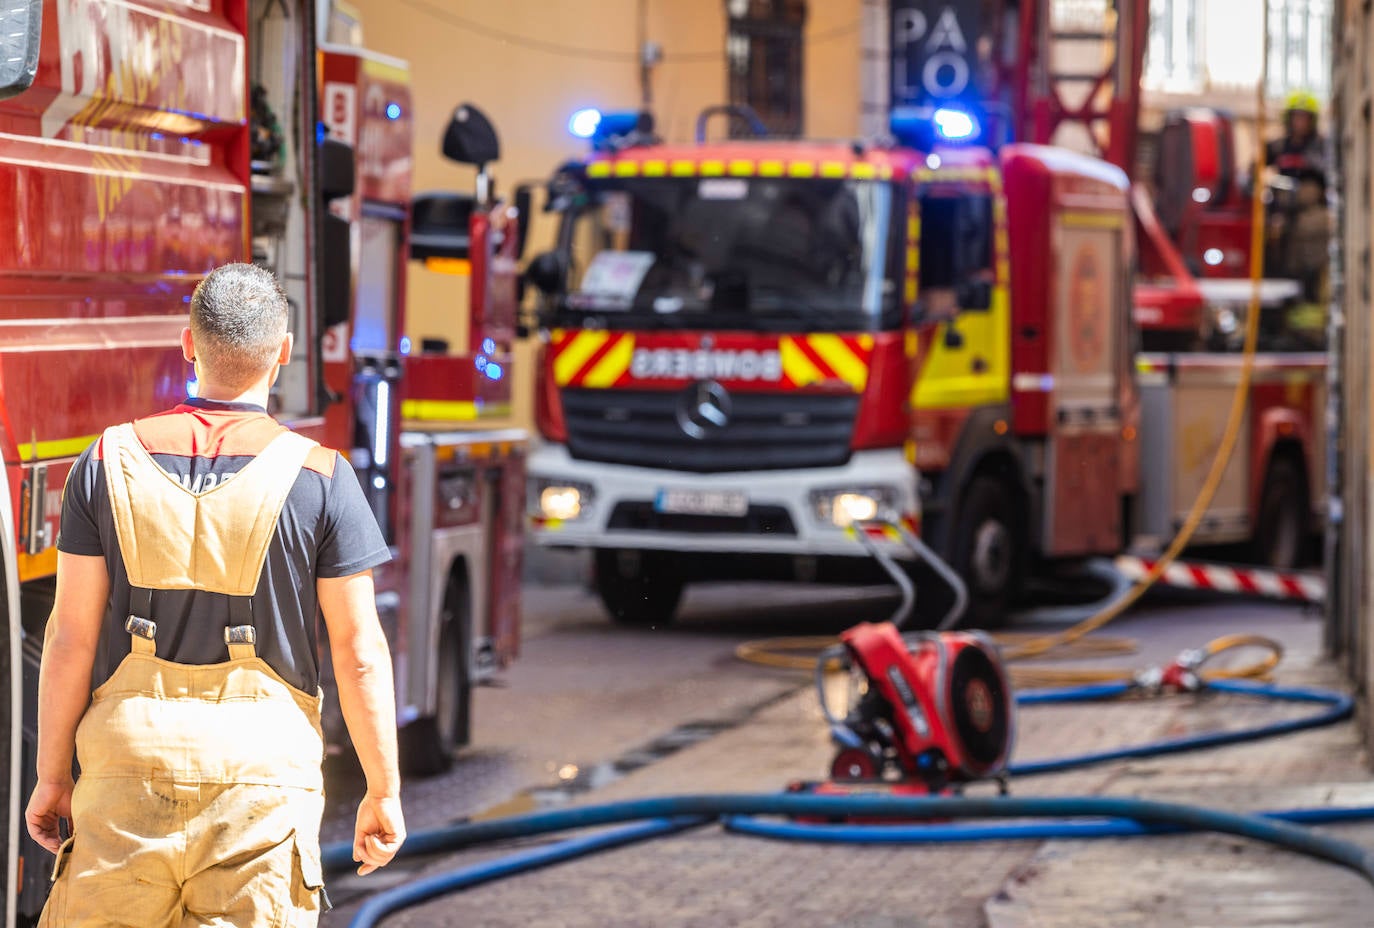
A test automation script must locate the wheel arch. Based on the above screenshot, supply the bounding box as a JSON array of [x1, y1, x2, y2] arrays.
[[1251, 407, 1314, 519], [424, 553, 475, 712], [1253, 436, 1312, 526], [922, 406, 1032, 558]]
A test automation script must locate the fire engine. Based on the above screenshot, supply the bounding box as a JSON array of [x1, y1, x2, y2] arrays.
[[0, 1, 525, 922], [523, 0, 1323, 628]]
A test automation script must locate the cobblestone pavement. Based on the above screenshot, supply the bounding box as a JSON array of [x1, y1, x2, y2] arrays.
[[324, 594, 1373, 927]]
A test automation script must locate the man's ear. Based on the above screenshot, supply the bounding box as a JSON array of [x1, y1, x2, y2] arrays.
[[180, 327, 195, 363], [277, 332, 294, 365]]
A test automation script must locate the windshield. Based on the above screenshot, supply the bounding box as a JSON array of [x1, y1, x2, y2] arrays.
[[550, 175, 899, 332]]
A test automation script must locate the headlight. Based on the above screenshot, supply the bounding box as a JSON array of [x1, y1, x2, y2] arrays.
[[531, 480, 594, 521], [810, 487, 898, 528]]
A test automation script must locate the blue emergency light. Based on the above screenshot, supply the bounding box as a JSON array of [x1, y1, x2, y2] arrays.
[[889, 104, 982, 149], [933, 107, 978, 141], [385, 102, 402, 121], [567, 108, 651, 151], [568, 108, 602, 139]]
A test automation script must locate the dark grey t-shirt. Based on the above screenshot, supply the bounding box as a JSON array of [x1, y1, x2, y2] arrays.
[[57, 398, 390, 692]]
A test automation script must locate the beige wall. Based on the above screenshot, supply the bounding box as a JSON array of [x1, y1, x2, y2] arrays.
[[348, 0, 862, 429]]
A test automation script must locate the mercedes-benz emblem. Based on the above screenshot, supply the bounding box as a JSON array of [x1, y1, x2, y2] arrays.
[[676, 380, 731, 439]]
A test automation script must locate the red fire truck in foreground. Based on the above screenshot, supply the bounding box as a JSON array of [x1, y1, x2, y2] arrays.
[[0, 1, 525, 922], [524, 0, 1322, 627]]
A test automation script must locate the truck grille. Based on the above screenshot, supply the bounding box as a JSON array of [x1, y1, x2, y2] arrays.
[[562, 388, 859, 473]]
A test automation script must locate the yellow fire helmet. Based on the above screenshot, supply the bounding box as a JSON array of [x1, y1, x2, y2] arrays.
[[1286, 89, 1321, 116]]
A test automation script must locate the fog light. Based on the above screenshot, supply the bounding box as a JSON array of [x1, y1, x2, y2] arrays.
[[811, 487, 898, 528], [835, 493, 879, 525], [540, 486, 584, 520]]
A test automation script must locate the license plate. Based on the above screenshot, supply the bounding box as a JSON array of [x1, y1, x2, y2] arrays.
[[654, 489, 749, 517]]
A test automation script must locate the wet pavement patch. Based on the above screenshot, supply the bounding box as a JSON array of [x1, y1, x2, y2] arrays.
[[525, 688, 800, 805]]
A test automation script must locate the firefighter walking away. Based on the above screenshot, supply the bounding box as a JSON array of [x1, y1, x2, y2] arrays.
[[24, 263, 406, 926]]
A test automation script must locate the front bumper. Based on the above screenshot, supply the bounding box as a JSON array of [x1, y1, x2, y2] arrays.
[[528, 443, 919, 558]]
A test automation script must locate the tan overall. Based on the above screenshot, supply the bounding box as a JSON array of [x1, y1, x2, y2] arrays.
[[41, 423, 328, 928]]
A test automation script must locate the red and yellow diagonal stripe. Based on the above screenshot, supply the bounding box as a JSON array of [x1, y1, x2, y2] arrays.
[[550, 330, 637, 388], [780, 334, 873, 392], [550, 330, 874, 391]]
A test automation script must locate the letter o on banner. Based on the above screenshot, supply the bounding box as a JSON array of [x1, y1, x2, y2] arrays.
[[924, 51, 969, 98]]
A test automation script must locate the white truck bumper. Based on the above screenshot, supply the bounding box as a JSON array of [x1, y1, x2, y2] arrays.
[[528, 443, 919, 558]]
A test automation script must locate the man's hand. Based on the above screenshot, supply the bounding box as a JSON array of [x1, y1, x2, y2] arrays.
[[353, 794, 405, 875], [26, 778, 74, 853]]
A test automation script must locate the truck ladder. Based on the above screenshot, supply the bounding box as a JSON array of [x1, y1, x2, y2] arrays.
[[1016, 0, 1150, 179]]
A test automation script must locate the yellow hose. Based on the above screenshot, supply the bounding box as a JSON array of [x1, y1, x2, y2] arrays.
[[736, 632, 1282, 688]]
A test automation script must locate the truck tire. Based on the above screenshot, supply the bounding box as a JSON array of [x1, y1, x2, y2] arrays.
[[400, 577, 471, 777], [1254, 456, 1308, 570], [949, 477, 1022, 628], [594, 549, 684, 627]]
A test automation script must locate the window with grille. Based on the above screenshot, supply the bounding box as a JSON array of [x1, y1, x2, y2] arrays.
[[1145, 0, 1330, 98], [726, 0, 807, 138]]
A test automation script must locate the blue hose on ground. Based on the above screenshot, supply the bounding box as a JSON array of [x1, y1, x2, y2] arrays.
[[1008, 679, 1353, 776], [321, 679, 1356, 871], [346, 815, 709, 928], [722, 804, 1374, 843], [321, 679, 1367, 923], [326, 793, 1374, 886]]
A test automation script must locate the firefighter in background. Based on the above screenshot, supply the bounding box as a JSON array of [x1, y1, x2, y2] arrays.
[[1266, 90, 1327, 177], [1265, 90, 1330, 345], [25, 264, 405, 925]]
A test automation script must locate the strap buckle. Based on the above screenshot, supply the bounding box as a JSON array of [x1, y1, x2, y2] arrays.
[[124, 615, 157, 641], [224, 625, 257, 646]]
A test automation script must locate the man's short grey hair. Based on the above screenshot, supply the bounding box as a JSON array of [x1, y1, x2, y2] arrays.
[[189, 263, 290, 390]]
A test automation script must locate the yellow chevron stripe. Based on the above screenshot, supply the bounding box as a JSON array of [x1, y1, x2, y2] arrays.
[[787, 161, 816, 177], [728, 159, 756, 176], [642, 160, 667, 176], [807, 334, 869, 391], [699, 159, 725, 176], [581, 334, 635, 387], [613, 160, 639, 177], [819, 161, 847, 178], [670, 159, 697, 176], [553, 331, 611, 385], [850, 163, 877, 179], [758, 159, 785, 177], [780, 336, 826, 387], [400, 400, 511, 421], [18, 547, 57, 582], [587, 161, 612, 178], [17, 435, 97, 460]]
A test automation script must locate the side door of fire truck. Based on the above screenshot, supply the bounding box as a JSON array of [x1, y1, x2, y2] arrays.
[[1042, 200, 1131, 557]]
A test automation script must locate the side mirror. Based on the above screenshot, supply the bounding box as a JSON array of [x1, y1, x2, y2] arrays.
[[411, 192, 475, 261], [317, 136, 356, 202], [513, 184, 533, 260], [0, 1, 41, 102], [943, 322, 965, 350], [316, 135, 355, 330], [525, 250, 564, 296], [442, 103, 500, 168], [957, 278, 992, 312]]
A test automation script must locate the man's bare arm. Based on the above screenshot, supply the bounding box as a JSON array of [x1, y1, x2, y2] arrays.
[[26, 553, 110, 851], [317, 569, 404, 873]]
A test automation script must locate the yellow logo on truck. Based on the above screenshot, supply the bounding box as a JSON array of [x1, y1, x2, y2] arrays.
[[550, 331, 872, 391]]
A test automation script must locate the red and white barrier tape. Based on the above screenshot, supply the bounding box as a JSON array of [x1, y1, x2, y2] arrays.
[[1115, 556, 1325, 604]]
